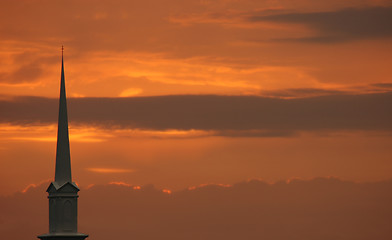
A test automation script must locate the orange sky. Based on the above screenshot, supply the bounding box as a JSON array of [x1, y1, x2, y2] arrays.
[[0, 0, 392, 195]]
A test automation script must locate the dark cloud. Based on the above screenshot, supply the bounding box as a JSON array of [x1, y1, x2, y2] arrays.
[[270, 36, 348, 44], [371, 83, 392, 89], [0, 63, 44, 84], [249, 7, 392, 42], [0, 50, 58, 84], [214, 129, 298, 138], [1, 178, 392, 240], [0, 96, 57, 124], [1, 93, 391, 133], [261, 87, 347, 98]]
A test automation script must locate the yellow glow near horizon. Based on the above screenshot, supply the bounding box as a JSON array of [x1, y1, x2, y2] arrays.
[[0, 124, 112, 143], [87, 168, 135, 173]]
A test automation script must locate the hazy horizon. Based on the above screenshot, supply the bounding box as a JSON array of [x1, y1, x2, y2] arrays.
[[2, 177, 392, 240]]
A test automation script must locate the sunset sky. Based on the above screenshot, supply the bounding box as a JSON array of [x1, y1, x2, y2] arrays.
[[1, 0, 392, 197]]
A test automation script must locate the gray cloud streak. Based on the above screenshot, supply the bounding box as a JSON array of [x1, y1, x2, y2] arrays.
[[1, 93, 391, 134], [249, 6, 392, 42]]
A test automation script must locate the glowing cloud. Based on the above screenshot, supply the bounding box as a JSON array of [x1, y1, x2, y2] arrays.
[[162, 189, 172, 194], [87, 168, 135, 174], [119, 88, 143, 97]]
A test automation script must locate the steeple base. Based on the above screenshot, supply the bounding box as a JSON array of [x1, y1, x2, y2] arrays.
[[38, 233, 88, 240]]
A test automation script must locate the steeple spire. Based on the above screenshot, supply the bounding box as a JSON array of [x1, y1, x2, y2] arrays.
[[54, 46, 72, 185]]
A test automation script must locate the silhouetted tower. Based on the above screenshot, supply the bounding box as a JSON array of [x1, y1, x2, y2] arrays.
[[38, 47, 88, 240]]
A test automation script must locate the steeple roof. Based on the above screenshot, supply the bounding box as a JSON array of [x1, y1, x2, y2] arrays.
[[54, 46, 72, 185]]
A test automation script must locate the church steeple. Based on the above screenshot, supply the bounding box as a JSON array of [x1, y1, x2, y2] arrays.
[[55, 45, 72, 185], [38, 47, 88, 240]]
